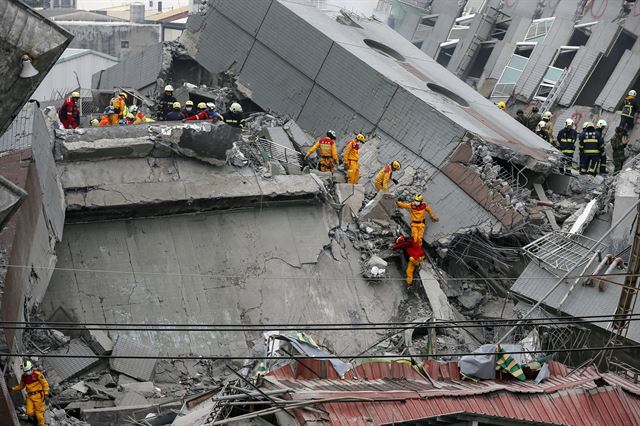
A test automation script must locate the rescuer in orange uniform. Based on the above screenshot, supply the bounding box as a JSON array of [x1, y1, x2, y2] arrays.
[[374, 160, 401, 191], [396, 194, 438, 244], [306, 130, 339, 172], [10, 360, 49, 426], [392, 235, 425, 286], [343, 133, 365, 184], [109, 91, 128, 125]]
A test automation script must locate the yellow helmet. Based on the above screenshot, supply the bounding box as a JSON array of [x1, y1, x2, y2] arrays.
[[185, 100, 194, 106], [71, 91, 80, 98], [197, 102, 207, 109], [90, 118, 99, 126], [392, 160, 401, 170], [119, 92, 128, 100], [414, 194, 423, 202], [126, 113, 134, 119], [172, 101, 181, 109], [356, 133, 366, 143], [497, 101, 506, 110]]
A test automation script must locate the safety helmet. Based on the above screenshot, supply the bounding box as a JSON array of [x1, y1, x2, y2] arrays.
[[543, 111, 552, 120], [497, 101, 506, 110], [129, 105, 138, 114], [90, 118, 99, 126], [537, 120, 547, 130], [565, 118, 574, 127], [356, 133, 366, 143], [71, 91, 80, 98], [22, 360, 32, 373], [326, 130, 337, 140], [119, 92, 128, 100], [206, 102, 216, 110], [172, 101, 181, 109], [629, 90, 637, 97], [229, 102, 243, 113], [197, 102, 207, 109], [583, 121, 594, 129], [126, 113, 134, 119], [516, 109, 524, 115], [164, 85, 174, 92], [392, 160, 401, 170], [185, 100, 194, 107], [596, 119, 608, 129], [414, 194, 423, 203]]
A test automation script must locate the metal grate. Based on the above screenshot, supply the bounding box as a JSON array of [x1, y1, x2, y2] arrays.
[[254, 137, 303, 167], [523, 231, 608, 273]]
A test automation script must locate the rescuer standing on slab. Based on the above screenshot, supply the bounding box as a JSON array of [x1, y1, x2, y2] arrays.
[[343, 133, 365, 184], [556, 118, 577, 174], [10, 360, 49, 426], [58, 91, 80, 129], [579, 121, 603, 175], [374, 161, 401, 191], [396, 194, 438, 244], [392, 235, 425, 286], [306, 130, 339, 172]]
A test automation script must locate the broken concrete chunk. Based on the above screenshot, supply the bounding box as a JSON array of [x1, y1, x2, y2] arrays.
[[115, 391, 148, 408], [120, 381, 156, 397], [156, 122, 241, 166], [43, 339, 100, 385], [84, 327, 113, 355], [110, 336, 158, 382], [62, 138, 155, 161], [70, 381, 89, 394], [419, 268, 455, 321], [457, 290, 484, 310]]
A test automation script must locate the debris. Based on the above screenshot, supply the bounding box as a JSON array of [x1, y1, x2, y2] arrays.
[[70, 381, 89, 394], [43, 339, 100, 385], [457, 290, 484, 310], [84, 327, 113, 356], [120, 381, 156, 397], [418, 267, 455, 321], [110, 336, 159, 382]]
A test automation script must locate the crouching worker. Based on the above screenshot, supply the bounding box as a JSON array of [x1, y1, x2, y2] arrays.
[[392, 235, 425, 286], [10, 360, 49, 426]]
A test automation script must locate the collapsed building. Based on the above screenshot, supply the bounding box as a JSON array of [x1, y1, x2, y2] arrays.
[[2, 0, 640, 425]]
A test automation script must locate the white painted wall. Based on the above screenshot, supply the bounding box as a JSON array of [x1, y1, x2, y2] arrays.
[[32, 52, 118, 101]]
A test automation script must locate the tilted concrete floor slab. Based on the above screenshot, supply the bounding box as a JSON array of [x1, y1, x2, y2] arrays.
[[42, 203, 409, 355]]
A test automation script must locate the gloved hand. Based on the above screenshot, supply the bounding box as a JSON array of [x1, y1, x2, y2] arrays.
[[392, 178, 399, 185], [432, 216, 439, 222]]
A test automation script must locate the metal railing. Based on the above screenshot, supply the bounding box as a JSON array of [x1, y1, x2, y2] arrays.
[[254, 137, 304, 167]]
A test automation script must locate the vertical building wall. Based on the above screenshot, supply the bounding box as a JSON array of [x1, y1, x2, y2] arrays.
[[57, 22, 161, 58]]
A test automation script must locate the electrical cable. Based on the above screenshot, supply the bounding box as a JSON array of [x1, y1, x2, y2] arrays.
[[3, 344, 640, 360]]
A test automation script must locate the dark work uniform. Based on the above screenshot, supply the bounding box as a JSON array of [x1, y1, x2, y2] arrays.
[[157, 93, 177, 121], [556, 127, 577, 174], [620, 97, 638, 131], [222, 111, 245, 128], [579, 129, 603, 175], [165, 110, 184, 121]]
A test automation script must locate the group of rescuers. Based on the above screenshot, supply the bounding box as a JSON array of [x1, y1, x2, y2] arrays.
[[304, 129, 438, 287], [496, 89, 638, 175], [58, 85, 247, 129]]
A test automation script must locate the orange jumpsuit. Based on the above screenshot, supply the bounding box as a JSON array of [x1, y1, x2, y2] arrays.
[[342, 138, 361, 184], [99, 115, 109, 126], [109, 95, 126, 125], [396, 200, 438, 244], [375, 165, 394, 191], [392, 236, 425, 285], [306, 137, 339, 172], [11, 370, 49, 426]]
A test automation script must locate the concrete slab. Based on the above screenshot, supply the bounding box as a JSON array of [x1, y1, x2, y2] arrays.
[[0, 175, 27, 231], [110, 336, 159, 382], [335, 183, 365, 221], [62, 138, 155, 161], [43, 339, 100, 385], [611, 168, 640, 252], [419, 267, 454, 321], [160, 122, 241, 166], [84, 327, 113, 355]]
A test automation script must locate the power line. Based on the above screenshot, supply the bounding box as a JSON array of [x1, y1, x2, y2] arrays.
[[4, 344, 640, 361]]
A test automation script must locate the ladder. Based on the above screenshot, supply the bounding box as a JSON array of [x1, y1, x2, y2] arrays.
[[540, 67, 571, 112]]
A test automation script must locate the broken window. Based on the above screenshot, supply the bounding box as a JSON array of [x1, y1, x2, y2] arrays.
[[419, 14, 438, 27], [467, 44, 495, 79], [575, 29, 637, 106], [524, 17, 555, 43], [436, 45, 456, 68], [491, 47, 532, 98], [121, 41, 129, 49]]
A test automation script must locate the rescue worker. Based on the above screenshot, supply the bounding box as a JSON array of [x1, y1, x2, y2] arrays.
[[58, 91, 80, 129], [343, 133, 365, 184], [98, 114, 110, 126], [497, 101, 506, 110], [579, 121, 603, 175], [125, 113, 136, 125], [527, 107, 542, 131], [542, 111, 554, 145], [611, 126, 628, 172], [374, 160, 401, 191], [305, 130, 339, 172], [10, 360, 49, 426], [619, 89, 638, 131], [90, 118, 99, 126], [595, 119, 608, 173], [183, 100, 195, 117], [515, 109, 528, 127], [535, 120, 549, 142], [207, 102, 223, 121], [222, 102, 245, 128], [157, 85, 176, 121], [109, 91, 127, 126], [396, 194, 438, 244], [184, 102, 210, 121], [556, 118, 577, 174], [391, 235, 425, 286], [129, 105, 154, 124], [165, 102, 185, 121]]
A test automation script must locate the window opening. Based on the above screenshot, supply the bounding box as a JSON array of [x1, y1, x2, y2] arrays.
[[525, 17, 555, 43]]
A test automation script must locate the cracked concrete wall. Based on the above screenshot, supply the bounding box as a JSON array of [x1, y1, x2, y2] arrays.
[[42, 203, 408, 356]]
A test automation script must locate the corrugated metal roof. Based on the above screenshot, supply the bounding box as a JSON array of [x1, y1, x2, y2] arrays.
[[43, 339, 100, 384], [109, 335, 158, 381], [264, 360, 640, 426]]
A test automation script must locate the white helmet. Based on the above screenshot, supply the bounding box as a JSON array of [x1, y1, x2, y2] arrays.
[[596, 119, 607, 129], [229, 102, 242, 113], [129, 105, 138, 114], [22, 360, 33, 373], [565, 118, 574, 127], [543, 111, 552, 120], [583, 121, 594, 129], [164, 85, 174, 92], [629, 90, 637, 97], [537, 120, 547, 130], [206, 102, 216, 110]]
